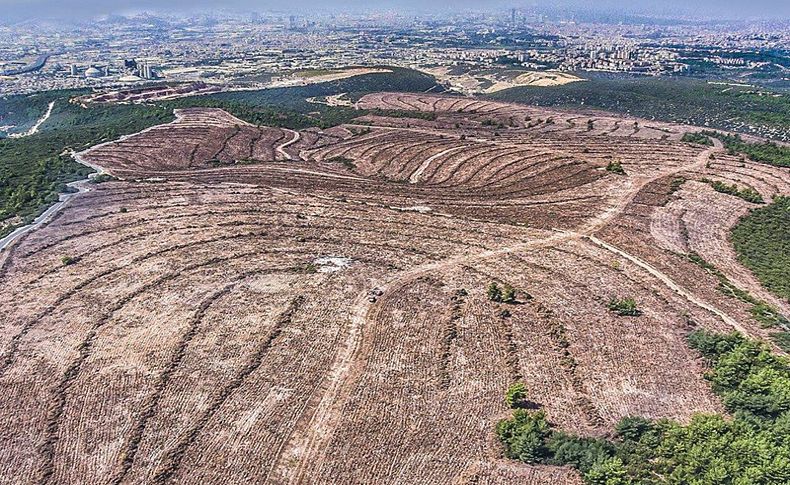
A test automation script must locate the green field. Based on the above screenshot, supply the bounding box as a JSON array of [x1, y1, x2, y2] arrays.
[[489, 75, 790, 142], [0, 67, 441, 237]]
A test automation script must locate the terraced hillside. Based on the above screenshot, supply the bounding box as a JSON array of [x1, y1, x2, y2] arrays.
[[0, 93, 787, 484]]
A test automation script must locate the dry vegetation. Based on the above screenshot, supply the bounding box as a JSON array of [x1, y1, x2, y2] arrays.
[[0, 93, 787, 484]]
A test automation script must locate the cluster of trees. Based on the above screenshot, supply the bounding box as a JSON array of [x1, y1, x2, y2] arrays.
[[681, 132, 714, 146], [731, 196, 790, 303], [698, 130, 790, 168], [0, 67, 443, 237], [489, 76, 790, 143], [497, 330, 790, 484], [701, 178, 764, 204], [0, 93, 175, 237]]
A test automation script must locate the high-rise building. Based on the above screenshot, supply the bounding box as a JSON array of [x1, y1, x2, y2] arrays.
[[70, 64, 78, 76], [139, 64, 156, 79]]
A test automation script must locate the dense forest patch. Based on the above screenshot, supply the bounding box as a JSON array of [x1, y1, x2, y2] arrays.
[[731, 196, 790, 302]]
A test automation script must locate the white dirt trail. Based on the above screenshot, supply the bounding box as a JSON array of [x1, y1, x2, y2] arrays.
[[409, 145, 469, 183], [278, 141, 737, 483], [276, 130, 301, 160], [586, 235, 748, 334], [8, 101, 54, 139]]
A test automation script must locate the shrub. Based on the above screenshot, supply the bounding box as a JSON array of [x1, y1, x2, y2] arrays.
[[505, 382, 528, 409], [119, 207, 128, 213], [302, 263, 318, 274], [605, 161, 625, 175], [89, 173, 117, 184], [61, 255, 77, 266], [607, 297, 641, 316], [327, 156, 356, 170], [487, 282, 502, 302], [496, 409, 552, 463], [502, 283, 517, 304]]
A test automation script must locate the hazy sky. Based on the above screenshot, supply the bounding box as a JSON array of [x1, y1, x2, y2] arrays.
[[1, 0, 789, 21]]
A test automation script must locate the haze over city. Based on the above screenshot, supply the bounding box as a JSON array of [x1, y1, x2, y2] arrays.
[[2, 0, 790, 20]]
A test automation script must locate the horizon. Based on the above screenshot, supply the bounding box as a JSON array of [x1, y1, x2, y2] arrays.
[[1, 0, 790, 23]]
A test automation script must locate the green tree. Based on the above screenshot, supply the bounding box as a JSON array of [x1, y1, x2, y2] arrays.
[[584, 457, 630, 485], [505, 382, 527, 409]]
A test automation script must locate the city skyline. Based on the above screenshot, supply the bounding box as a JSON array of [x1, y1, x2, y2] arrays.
[[2, 0, 790, 21]]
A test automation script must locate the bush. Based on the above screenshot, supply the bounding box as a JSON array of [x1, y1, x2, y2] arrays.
[[607, 297, 641, 316], [505, 382, 528, 409], [89, 173, 118, 184], [605, 161, 625, 175], [701, 178, 764, 204], [502, 283, 517, 304], [61, 255, 77, 266], [496, 409, 552, 463], [487, 282, 502, 302]]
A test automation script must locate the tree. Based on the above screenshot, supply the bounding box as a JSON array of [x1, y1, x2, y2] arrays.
[[584, 457, 630, 485], [606, 161, 626, 175], [505, 382, 528, 408], [487, 282, 502, 302]]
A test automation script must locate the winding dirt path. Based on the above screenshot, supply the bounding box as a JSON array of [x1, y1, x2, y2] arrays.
[[277, 129, 301, 160], [586, 235, 748, 334], [276, 141, 733, 483]]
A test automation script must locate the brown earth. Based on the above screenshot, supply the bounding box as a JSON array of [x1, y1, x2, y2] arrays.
[[0, 93, 787, 484]]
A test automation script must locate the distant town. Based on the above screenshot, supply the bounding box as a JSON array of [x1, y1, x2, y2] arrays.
[[1, 8, 788, 96]]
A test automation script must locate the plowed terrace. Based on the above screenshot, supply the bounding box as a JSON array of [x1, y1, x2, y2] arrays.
[[1, 93, 788, 484]]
